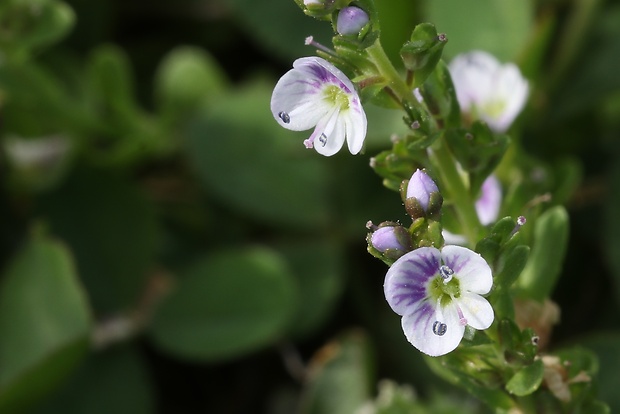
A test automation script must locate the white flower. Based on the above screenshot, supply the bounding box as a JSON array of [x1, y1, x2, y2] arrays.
[[270, 56, 367, 156], [449, 50, 529, 133], [384, 245, 494, 356]]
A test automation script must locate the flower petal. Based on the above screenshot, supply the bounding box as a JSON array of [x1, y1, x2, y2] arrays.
[[310, 107, 346, 156], [270, 68, 329, 131], [458, 292, 494, 330], [441, 245, 492, 295], [401, 301, 465, 357], [384, 247, 441, 316], [343, 104, 367, 155], [449, 51, 499, 110], [475, 174, 502, 226]]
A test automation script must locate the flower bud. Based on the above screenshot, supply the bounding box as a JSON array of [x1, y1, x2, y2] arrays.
[[367, 221, 411, 262], [404, 169, 442, 219], [336, 6, 369, 36]]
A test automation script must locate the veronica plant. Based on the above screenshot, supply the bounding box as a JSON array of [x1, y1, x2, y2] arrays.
[[272, 0, 608, 412]]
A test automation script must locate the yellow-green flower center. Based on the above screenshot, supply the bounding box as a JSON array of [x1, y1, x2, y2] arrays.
[[323, 85, 350, 110], [428, 274, 461, 307], [479, 98, 507, 119]]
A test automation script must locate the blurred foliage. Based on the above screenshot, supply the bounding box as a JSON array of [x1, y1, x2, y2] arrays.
[[0, 0, 619, 413]]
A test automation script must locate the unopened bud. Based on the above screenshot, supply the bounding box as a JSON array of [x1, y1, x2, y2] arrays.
[[367, 221, 411, 261], [404, 169, 442, 219], [336, 6, 369, 36]]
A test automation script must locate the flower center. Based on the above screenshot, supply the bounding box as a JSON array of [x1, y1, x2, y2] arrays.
[[428, 270, 461, 307], [323, 85, 350, 110], [480, 98, 507, 119]]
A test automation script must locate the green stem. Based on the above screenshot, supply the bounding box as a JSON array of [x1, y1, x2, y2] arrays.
[[365, 40, 416, 104], [365, 39, 480, 245], [431, 143, 481, 245]]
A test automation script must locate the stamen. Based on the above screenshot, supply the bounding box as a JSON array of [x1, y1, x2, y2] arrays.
[[278, 111, 290, 124], [303, 138, 314, 149], [365, 220, 378, 231], [439, 265, 454, 283], [305, 36, 336, 56], [432, 321, 447, 336], [510, 215, 527, 236]]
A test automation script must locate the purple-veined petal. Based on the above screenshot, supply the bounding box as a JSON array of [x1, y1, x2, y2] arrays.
[[401, 301, 464, 357], [458, 292, 494, 330], [294, 57, 356, 95], [475, 174, 502, 225], [441, 245, 492, 295], [384, 247, 441, 316], [271, 68, 329, 131]]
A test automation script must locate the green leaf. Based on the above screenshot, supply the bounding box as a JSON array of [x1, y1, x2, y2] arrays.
[[604, 161, 620, 305], [505, 359, 544, 396], [582, 333, 620, 413], [278, 240, 344, 339], [221, 0, 332, 60], [517, 206, 569, 300], [184, 82, 330, 229], [444, 122, 510, 193], [149, 247, 298, 362], [37, 168, 160, 314], [425, 0, 533, 61], [420, 60, 461, 128], [0, 0, 75, 60], [155, 46, 228, 122], [34, 345, 154, 414], [299, 330, 373, 414], [0, 236, 92, 412], [495, 245, 530, 289]]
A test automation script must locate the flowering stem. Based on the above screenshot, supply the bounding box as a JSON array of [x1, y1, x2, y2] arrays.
[[430, 143, 481, 245], [364, 40, 480, 244], [365, 40, 418, 106]]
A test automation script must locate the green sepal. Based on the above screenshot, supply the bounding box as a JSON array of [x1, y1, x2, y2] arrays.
[[444, 122, 510, 194], [516, 206, 569, 301], [400, 23, 447, 88], [402, 100, 435, 137], [505, 359, 544, 397], [419, 60, 461, 128]]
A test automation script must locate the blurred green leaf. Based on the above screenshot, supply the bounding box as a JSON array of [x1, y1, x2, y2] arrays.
[[155, 46, 228, 123], [34, 345, 154, 414], [299, 330, 373, 414], [37, 168, 159, 314], [278, 240, 344, 339], [580, 333, 620, 413], [222, 0, 332, 61], [425, 0, 533, 61], [517, 206, 569, 301], [149, 247, 298, 362], [0, 235, 91, 412], [184, 82, 330, 229], [505, 359, 544, 397], [0, 0, 75, 60], [604, 161, 620, 305]]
